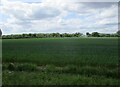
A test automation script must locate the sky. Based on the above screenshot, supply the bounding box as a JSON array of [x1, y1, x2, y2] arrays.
[[0, 0, 119, 35]]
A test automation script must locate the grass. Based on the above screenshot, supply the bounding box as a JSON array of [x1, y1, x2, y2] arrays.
[[2, 71, 119, 85], [2, 37, 119, 85]]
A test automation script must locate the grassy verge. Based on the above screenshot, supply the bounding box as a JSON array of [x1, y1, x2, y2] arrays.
[[2, 38, 119, 85], [3, 70, 119, 85]]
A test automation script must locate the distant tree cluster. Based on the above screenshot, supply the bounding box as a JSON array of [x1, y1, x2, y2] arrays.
[[86, 31, 120, 37], [2, 30, 120, 39], [2, 32, 83, 39], [0, 29, 2, 37]]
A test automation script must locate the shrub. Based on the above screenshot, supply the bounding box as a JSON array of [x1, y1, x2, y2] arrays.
[[8, 63, 16, 71], [17, 63, 37, 71]]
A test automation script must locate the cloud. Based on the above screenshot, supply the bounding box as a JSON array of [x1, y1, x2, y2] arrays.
[[74, 0, 119, 2], [0, 0, 118, 35], [31, 7, 61, 20]]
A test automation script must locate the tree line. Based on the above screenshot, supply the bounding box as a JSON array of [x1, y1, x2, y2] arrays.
[[86, 31, 120, 37], [2, 31, 120, 39], [2, 32, 83, 39]]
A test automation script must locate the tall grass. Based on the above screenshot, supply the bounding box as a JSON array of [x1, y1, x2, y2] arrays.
[[3, 38, 118, 67], [2, 37, 119, 85]]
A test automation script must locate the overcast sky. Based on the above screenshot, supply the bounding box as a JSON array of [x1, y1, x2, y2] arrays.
[[0, 0, 119, 35]]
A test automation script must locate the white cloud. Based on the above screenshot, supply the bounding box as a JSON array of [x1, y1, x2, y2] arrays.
[[0, 0, 118, 35], [31, 7, 61, 20]]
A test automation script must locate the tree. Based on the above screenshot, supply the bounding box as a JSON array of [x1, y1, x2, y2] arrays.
[[86, 32, 91, 37], [117, 30, 120, 37], [0, 29, 2, 37], [73, 32, 83, 37], [28, 33, 32, 37], [91, 32, 100, 37]]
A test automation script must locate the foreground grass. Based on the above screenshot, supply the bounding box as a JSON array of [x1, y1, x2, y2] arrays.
[[3, 71, 119, 85], [3, 37, 118, 66], [2, 63, 118, 79], [2, 37, 119, 85]]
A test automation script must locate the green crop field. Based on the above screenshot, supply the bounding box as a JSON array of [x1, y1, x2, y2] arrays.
[[2, 37, 119, 85]]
